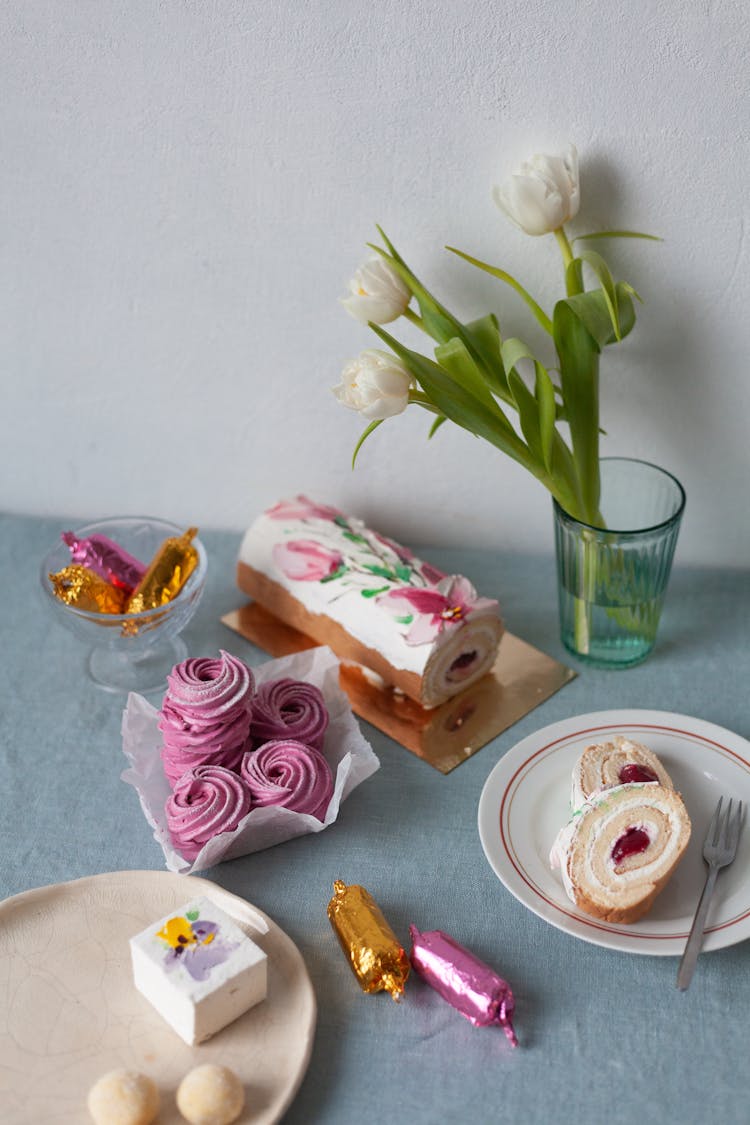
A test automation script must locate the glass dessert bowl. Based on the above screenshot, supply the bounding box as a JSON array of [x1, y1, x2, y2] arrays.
[[40, 516, 208, 694]]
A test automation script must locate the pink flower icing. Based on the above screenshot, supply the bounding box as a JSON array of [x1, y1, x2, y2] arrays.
[[376, 575, 499, 645], [249, 677, 329, 750], [158, 651, 255, 785], [240, 740, 334, 821], [272, 539, 343, 582], [165, 764, 253, 861], [266, 496, 343, 522]]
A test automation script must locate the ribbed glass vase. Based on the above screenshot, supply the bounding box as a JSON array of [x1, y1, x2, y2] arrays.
[[553, 458, 686, 667]]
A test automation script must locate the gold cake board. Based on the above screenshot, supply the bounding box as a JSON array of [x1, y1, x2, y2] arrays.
[[222, 602, 576, 775]]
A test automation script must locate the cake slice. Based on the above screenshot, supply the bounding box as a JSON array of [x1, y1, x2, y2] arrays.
[[237, 496, 503, 708], [571, 736, 674, 809], [550, 783, 691, 924]]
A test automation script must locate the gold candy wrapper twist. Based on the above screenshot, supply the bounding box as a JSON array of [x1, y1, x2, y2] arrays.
[[48, 565, 128, 615], [126, 527, 199, 614], [327, 880, 410, 1001]]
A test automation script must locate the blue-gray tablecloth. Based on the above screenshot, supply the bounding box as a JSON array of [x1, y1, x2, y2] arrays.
[[2, 513, 749, 1124]]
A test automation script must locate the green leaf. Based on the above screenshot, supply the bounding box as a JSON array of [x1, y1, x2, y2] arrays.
[[370, 325, 535, 473], [507, 367, 543, 464], [361, 586, 390, 598], [320, 565, 348, 583], [535, 363, 556, 474], [574, 230, 662, 242], [368, 237, 466, 347], [462, 313, 508, 398], [446, 246, 554, 335], [363, 563, 397, 580], [434, 337, 500, 413], [342, 530, 367, 544], [185, 909, 199, 921], [559, 283, 637, 350], [352, 419, 383, 468], [428, 414, 447, 439], [371, 232, 512, 400], [500, 338, 555, 472], [553, 298, 602, 522], [575, 249, 621, 340], [394, 613, 414, 624]]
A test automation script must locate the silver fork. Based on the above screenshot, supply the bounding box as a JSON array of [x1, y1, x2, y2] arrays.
[[677, 797, 744, 990]]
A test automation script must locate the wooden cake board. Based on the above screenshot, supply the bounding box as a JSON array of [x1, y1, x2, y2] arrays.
[[222, 602, 576, 774]]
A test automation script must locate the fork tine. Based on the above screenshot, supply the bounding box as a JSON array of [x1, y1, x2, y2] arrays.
[[727, 800, 744, 856], [708, 797, 723, 846], [720, 799, 733, 848]]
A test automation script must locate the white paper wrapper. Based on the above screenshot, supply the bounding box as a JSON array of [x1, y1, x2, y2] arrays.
[[121, 646, 380, 873]]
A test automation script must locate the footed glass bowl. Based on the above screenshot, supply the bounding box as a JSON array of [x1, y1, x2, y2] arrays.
[[40, 516, 207, 694]]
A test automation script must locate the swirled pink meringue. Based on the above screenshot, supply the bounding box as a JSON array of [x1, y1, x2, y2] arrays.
[[165, 764, 253, 861], [240, 740, 334, 821], [249, 678, 329, 750], [159, 651, 255, 784]]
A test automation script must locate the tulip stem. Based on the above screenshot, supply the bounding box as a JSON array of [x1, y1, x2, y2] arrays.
[[403, 306, 426, 330], [408, 391, 441, 414], [554, 227, 583, 296]]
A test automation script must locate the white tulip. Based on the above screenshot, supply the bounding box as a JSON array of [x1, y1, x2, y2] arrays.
[[332, 349, 412, 420], [493, 144, 580, 236], [341, 256, 411, 324]]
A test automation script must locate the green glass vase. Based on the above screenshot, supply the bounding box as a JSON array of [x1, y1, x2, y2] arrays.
[[553, 458, 686, 667]]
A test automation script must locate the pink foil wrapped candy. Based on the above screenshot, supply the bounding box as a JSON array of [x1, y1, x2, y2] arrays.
[[240, 739, 334, 820], [165, 764, 252, 861], [409, 925, 518, 1047], [62, 530, 146, 593], [249, 677, 329, 750], [159, 652, 255, 784]]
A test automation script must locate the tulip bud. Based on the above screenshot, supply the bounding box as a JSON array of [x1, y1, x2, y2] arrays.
[[332, 349, 412, 421], [341, 256, 411, 324], [493, 144, 580, 236]]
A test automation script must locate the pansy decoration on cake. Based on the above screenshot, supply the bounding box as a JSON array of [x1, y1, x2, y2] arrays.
[[155, 907, 238, 982]]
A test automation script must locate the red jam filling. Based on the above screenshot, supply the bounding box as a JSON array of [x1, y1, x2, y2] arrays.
[[611, 826, 650, 866], [618, 763, 658, 785], [447, 650, 479, 682]]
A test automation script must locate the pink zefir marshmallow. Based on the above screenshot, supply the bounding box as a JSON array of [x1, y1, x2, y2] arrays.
[[159, 651, 255, 785], [240, 740, 334, 821], [165, 764, 253, 861], [249, 677, 329, 750]]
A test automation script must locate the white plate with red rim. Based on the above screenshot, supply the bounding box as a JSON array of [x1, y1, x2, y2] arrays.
[[477, 709, 750, 955]]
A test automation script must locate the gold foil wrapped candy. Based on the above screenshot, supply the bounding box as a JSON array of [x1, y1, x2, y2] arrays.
[[48, 565, 128, 614], [127, 527, 199, 614], [327, 880, 410, 1001]]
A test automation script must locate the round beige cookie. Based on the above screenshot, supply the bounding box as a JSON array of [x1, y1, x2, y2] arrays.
[[87, 1069, 160, 1125], [177, 1063, 245, 1125]]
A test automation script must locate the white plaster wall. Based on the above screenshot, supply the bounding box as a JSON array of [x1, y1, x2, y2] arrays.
[[2, 0, 749, 565]]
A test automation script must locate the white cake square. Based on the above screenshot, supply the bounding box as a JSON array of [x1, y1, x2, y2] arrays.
[[130, 895, 267, 1045]]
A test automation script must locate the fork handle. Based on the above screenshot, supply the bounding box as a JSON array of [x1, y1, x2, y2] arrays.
[[676, 865, 719, 991]]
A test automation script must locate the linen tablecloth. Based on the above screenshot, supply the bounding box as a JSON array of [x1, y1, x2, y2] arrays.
[[2, 513, 748, 1124]]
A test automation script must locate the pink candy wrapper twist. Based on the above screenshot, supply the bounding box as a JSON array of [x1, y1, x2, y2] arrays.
[[62, 530, 146, 593], [409, 925, 518, 1047]]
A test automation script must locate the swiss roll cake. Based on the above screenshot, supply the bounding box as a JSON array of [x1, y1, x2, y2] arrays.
[[550, 783, 691, 924], [571, 736, 674, 809], [237, 496, 503, 708]]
